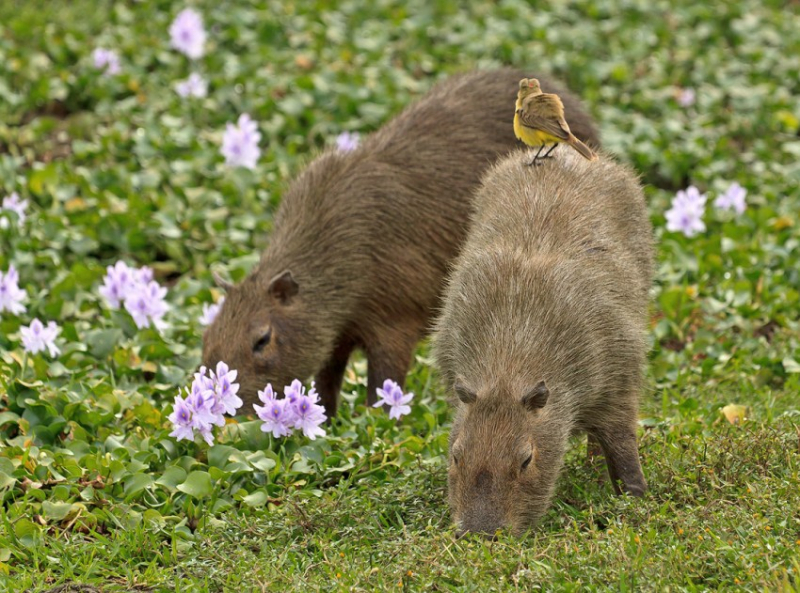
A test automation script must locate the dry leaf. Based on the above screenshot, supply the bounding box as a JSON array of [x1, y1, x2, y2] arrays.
[[721, 404, 747, 425]]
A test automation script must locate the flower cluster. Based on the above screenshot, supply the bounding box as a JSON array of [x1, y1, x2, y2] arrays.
[[169, 362, 243, 445], [714, 182, 747, 214], [0, 192, 28, 229], [0, 265, 27, 315], [99, 261, 168, 330], [21, 319, 61, 357], [221, 114, 261, 170], [335, 131, 360, 152], [665, 182, 748, 238], [254, 380, 327, 440], [199, 297, 224, 326], [677, 87, 695, 108], [373, 379, 414, 420], [666, 186, 707, 238], [169, 8, 206, 59], [92, 48, 121, 76], [175, 72, 208, 98]]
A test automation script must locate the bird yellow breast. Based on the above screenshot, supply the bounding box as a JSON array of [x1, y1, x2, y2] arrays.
[[514, 112, 563, 147]]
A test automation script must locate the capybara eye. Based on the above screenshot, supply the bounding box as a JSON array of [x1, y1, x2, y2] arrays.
[[521, 453, 533, 471], [253, 329, 272, 352], [452, 454, 459, 467]]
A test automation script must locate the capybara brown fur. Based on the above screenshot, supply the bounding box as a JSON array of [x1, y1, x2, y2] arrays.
[[432, 149, 654, 536], [202, 69, 600, 418]]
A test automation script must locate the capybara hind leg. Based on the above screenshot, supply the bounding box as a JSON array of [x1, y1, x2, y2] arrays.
[[594, 426, 647, 497], [315, 338, 355, 419], [365, 334, 416, 407]]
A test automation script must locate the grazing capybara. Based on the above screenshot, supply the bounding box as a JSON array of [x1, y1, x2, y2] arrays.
[[432, 149, 654, 536], [202, 69, 600, 419]]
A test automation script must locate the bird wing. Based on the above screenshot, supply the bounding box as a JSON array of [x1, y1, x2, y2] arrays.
[[517, 95, 572, 140]]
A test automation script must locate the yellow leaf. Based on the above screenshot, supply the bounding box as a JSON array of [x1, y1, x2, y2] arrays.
[[722, 404, 747, 425], [64, 197, 87, 212], [772, 216, 794, 231]]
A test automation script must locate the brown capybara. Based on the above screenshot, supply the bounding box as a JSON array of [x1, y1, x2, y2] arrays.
[[202, 69, 600, 418], [432, 149, 654, 536]]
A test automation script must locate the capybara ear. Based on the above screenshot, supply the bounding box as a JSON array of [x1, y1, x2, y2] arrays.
[[268, 270, 299, 304], [212, 271, 233, 292], [454, 378, 477, 404], [521, 381, 549, 412]]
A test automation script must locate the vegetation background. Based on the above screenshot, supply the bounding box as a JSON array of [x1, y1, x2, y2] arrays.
[[0, 0, 799, 590]]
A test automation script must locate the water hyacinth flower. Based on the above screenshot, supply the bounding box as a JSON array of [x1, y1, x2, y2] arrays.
[[292, 384, 327, 439], [168, 394, 196, 442], [199, 297, 224, 326], [714, 182, 747, 215], [20, 319, 61, 357], [209, 361, 243, 416], [221, 114, 261, 170], [169, 8, 206, 59], [335, 131, 360, 152], [677, 88, 695, 107], [254, 380, 327, 439], [254, 385, 296, 438], [0, 265, 27, 315], [0, 192, 28, 229], [92, 48, 121, 75], [124, 279, 169, 330], [168, 363, 242, 444], [175, 72, 208, 98], [99, 261, 153, 309], [373, 379, 414, 420], [665, 186, 707, 238]]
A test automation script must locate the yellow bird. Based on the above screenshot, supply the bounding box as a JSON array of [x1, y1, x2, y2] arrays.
[[514, 78, 597, 166]]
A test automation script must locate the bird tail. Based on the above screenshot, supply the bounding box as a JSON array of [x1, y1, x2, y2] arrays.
[[567, 134, 597, 161]]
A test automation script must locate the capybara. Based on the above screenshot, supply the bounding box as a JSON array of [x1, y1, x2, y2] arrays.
[[202, 69, 600, 418], [432, 149, 653, 536]]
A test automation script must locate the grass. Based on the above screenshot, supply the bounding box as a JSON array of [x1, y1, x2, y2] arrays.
[[1, 0, 800, 591]]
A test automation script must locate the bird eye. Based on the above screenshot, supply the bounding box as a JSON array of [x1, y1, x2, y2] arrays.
[[253, 329, 272, 352], [521, 453, 533, 471]]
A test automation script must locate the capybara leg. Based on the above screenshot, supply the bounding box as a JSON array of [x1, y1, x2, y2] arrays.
[[365, 335, 416, 407], [314, 338, 355, 419], [595, 425, 647, 497]]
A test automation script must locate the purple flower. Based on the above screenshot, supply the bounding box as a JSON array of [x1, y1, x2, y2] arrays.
[[665, 186, 707, 238], [335, 131, 360, 152], [714, 182, 747, 215], [221, 114, 261, 170], [254, 386, 296, 438], [210, 361, 243, 416], [175, 72, 208, 98], [100, 261, 137, 309], [20, 319, 61, 357], [199, 297, 224, 326], [124, 279, 169, 330], [373, 379, 414, 420], [169, 8, 206, 59], [292, 391, 327, 440], [168, 394, 196, 442], [0, 265, 27, 315], [0, 192, 28, 229], [92, 48, 121, 75], [677, 88, 695, 107]]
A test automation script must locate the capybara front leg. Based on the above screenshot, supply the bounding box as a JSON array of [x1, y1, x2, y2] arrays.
[[314, 338, 355, 419], [594, 425, 647, 497], [365, 334, 416, 408]]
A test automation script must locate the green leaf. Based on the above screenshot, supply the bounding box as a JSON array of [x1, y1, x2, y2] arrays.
[[155, 466, 187, 492], [782, 357, 800, 373], [242, 490, 268, 508], [176, 471, 213, 499], [41, 501, 74, 521]]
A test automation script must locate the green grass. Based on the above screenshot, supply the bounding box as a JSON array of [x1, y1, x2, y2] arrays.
[[1, 0, 800, 591]]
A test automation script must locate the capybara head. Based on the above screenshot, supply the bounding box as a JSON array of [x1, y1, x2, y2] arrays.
[[448, 378, 564, 537], [202, 269, 328, 400]]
